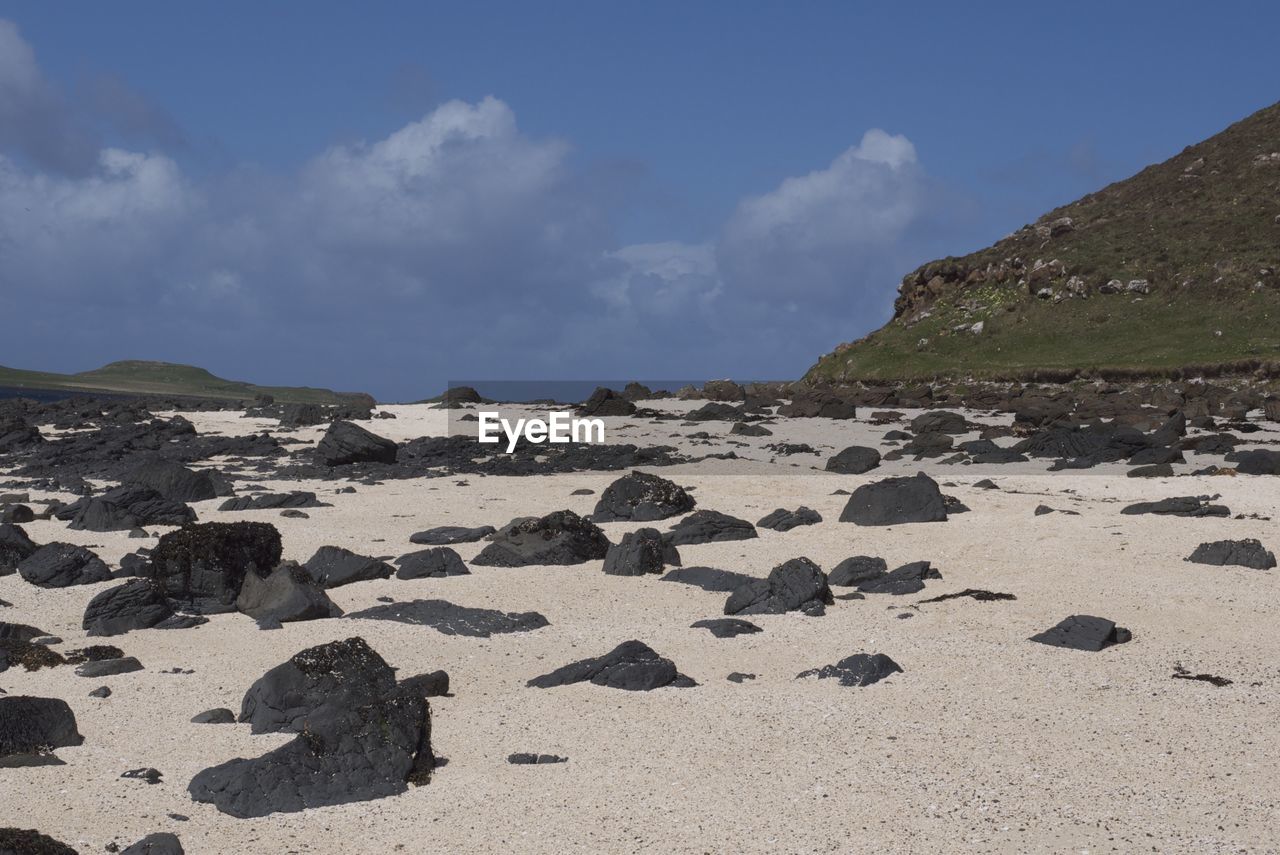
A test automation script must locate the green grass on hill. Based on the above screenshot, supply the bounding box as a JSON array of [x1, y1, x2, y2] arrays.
[[0, 360, 370, 405]]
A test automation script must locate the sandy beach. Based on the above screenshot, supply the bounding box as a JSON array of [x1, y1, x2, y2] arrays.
[[3, 399, 1279, 854]]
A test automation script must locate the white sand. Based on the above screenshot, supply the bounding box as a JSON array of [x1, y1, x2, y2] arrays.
[[3, 403, 1279, 853]]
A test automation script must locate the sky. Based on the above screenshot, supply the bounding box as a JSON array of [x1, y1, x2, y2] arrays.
[[0, 2, 1277, 400]]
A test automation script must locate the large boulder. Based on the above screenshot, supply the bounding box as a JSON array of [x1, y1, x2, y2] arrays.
[[302, 546, 394, 588], [577, 387, 636, 417], [1186, 539, 1276, 570], [701, 379, 745, 401], [238, 636, 397, 734], [235, 563, 343, 624], [685, 402, 744, 421], [316, 421, 397, 466], [777, 391, 856, 420], [0, 523, 37, 574], [0, 829, 79, 854], [146, 522, 283, 613], [17, 543, 111, 588], [527, 640, 694, 691], [589, 471, 695, 522], [0, 696, 83, 765], [910, 411, 968, 434], [1230, 449, 1280, 475], [472, 510, 610, 567], [824, 446, 881, 475], [724, 557, 832, 616], [838, 473, 947, 526], [602, 528, 680, 576], [394, 548, 470, 580], [123, 459, 218, 502], [82, 580, 174, 636], [57, 485, 196, 531], [664, 510, 758, 546]]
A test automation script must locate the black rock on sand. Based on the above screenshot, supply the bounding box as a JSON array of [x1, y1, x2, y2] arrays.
[[1030, 615, 1132, 651], [838, 473, 947, 526], [528, 640, 695, 691], [472, 510, 610, 567], [797, 653, 903, 687]]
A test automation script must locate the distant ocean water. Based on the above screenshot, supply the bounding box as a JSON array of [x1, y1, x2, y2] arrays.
[[446, 380, 709, 404]]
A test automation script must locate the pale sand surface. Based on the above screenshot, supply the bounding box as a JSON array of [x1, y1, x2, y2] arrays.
[[3, 403, 1279, 853]]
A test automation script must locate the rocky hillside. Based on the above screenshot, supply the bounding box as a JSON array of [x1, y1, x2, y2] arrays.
[[807, 100, 1280, 383], [0, 360, 372, 405]]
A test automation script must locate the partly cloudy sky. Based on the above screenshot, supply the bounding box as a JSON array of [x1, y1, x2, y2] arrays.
[[0, 4, 1275, 399]]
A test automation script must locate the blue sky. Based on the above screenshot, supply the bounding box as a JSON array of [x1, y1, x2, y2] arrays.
[[0, 2, 1276, 399]]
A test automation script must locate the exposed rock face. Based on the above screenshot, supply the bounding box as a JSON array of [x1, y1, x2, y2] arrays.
[[659, 566, 756, 592], [527, 640, 694, 691], [778, 391, 856, 419], [409, 525, 495, 545], [854, 561, 940, 595], [1186, 539, 1276, 570], [724, 558, 833, 616], [18, 543, 112, 588], [57, 485, 196, 531], [1120, 496, 1230, 517], [235, 563, 343, 623], [346, 599, 549, 638], [302, 546, 394, 588], [1030, 615, 1132, 651], [701, 379, 745, 401], [146, 522, 283, 613], [0, 828, 79, 854], [121, 832, 184, 855], [82, 580, 174, 636], [602, 528, 680, 576], [218, 492, 321, 511], [590, 471, 695, 522], [0, 523, 38, 574], [0, 696, 84, 764], [315, 421, 397, 466], [394, 548, 470, 580], [691, 618, 762, 638], [825, 445, 881, 474], [797, 653, 903, 687], [577, 387, 636, 417], [755, 507, 822, 532], [123, 459, 218, 502], [828, 556, 888, 587], [838, 473, 947, 526], [910, 411, 968, 434], [664, 510, 758, 546], [472, 510, 610, 567]]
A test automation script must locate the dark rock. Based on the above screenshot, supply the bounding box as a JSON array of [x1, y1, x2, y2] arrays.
[[828, 556, 889, 587], [347, 599, 549, 637], [910, 411, 967, 434], [472, 510, 610, 567], [218, 492, 322, 511], [75, 657, 143, 677], [729, 422, 772, 437], [302, 546, 393, 588], [507, 753, 568, 765], [57, 485, 196, 531], [1230, 449, 1280, 475], [577, 387, 636, 417], [316, 421, 397, 466], [1121, 496, 1230, 517], [121, 767, 163, 785], [236, 563, 343, 623], [1127, 463, 1174, 478], [408, 525, 496, 545], [691, 618, 761, 638], [724, 557, 832, 616], [602, 528, 679, 576], [1033, 504, 1079, 516], [0, 523, 38, 573], [82, 580, 174, 636], [65, 645, 124, 664], [147, 522, 282, 613], [89, 686, 111, 698], [394, 547, 470, 580], [797, 653, 902, 686], [0, 622, 47, 642], [856, 561, 940, 596], [664, 510, 757, 546], [17, 543, 111, 588], [1186, 539, 1276, 570], [123, 460, 217, 502], [120, 832, 184, 855], [0, 504, 34, 524], [685, 402, 744, 421], [838, 472, 947, 526], [1129, 446, 1184, 466], [756, 507, 822, 532], [528, 640, 694, 691], [191, 708, 235, 724], [824, 445, 881, 474], [590, 471, 696, 522], [726, 672, 756, 683], [154, 613, 208, 630], [659, 566, 756, 592], [777, 391, 856, 419], [0, 697, 83, 764], [1030, 615, 1131, 651], [0, 829, 79, 854]]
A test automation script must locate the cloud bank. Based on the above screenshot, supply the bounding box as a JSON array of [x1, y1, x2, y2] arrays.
[[0, 19, 942, 399]]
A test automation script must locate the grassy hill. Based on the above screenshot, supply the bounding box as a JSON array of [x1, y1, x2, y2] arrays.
[[807, 100, 1280, 383], [0, 360, 371, 405]]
